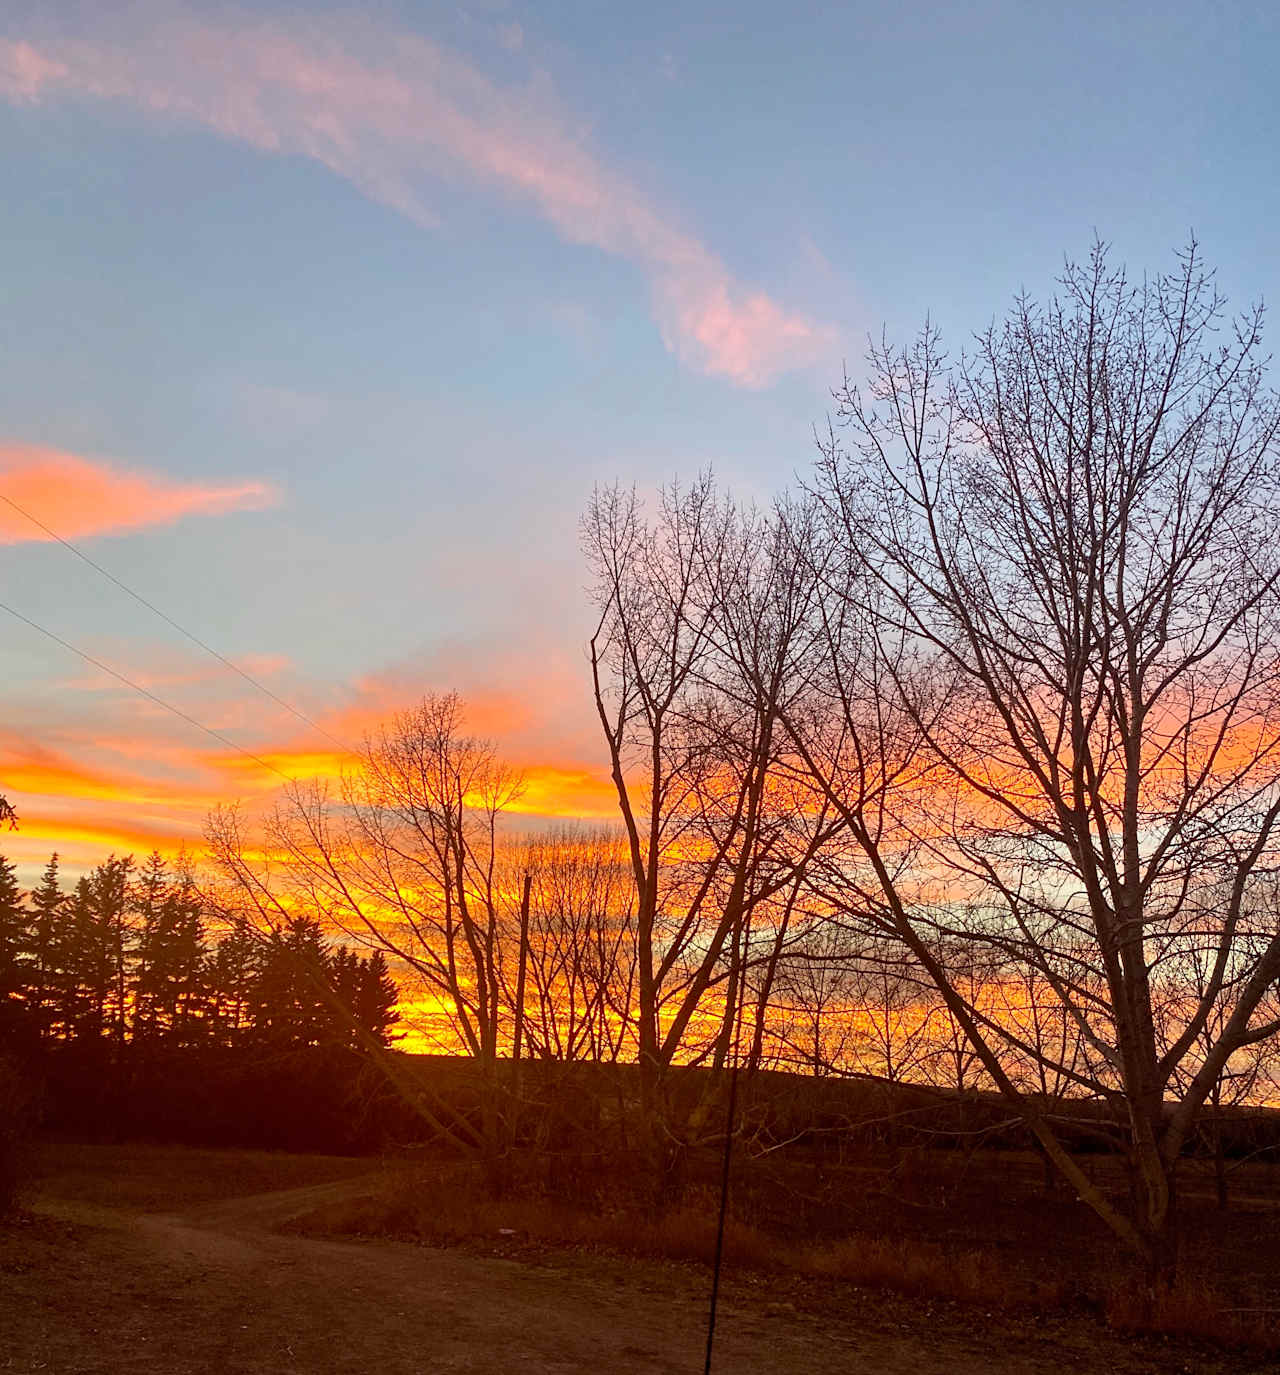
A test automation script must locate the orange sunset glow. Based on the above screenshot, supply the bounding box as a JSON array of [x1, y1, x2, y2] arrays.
[[5, 6, 1280, 1372]]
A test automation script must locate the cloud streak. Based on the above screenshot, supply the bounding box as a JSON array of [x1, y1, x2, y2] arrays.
[[0, 442, 277, 542], [0, 11, 834, 386]]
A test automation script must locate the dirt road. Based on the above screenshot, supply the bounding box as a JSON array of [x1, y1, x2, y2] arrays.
[[0, 1161, 1262, 1374]]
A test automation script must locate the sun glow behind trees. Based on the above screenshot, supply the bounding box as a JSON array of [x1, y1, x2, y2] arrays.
[[216, 241, 1280, 1282], [7, 240, 1280, 1284]]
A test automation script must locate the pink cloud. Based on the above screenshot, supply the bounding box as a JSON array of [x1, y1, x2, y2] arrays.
[[0, 442, 277, 543], [0, 12, 836, 386], [659, 278, 835, 388], [0, 40, 67, 101]]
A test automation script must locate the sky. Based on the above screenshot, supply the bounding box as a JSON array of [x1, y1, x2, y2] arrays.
[[0, 0, 1277, 880]]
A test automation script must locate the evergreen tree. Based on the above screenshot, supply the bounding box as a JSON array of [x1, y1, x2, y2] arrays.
[[326, 944, 363, 1048], [0, 855, 26, 1034], [323, 946, 400, 1049], [94, 856, 135, 1048], [136, 871, 207, 1045], [59, 875, 113, 1041], [27, 854, 63, 1040], [207, 928, 259, 1045], [52, 857, 135, 1045], [132, 851, 169, 1039], [133, 852, 208, 1043], [250, 917, 332, 1049], [356, 950, 401, 1047]]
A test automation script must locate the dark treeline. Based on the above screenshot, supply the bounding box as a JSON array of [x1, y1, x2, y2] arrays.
[[0, 850, 400, 1052], [0, 850, 404, 1151]]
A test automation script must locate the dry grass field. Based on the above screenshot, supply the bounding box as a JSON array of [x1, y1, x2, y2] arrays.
[[1, 1140, 1276, 1374]]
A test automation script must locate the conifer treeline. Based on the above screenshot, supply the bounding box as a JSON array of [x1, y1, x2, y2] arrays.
[[0, 850, 400, 1053]]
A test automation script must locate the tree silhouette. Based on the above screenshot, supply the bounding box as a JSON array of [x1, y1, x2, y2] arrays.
[[135, 858, 207, 1046], [790, 238, 1280, 1280], [0, 856, 26, 1037], [59, 875, 113, 1042], [26, 854, 63, 1041], [206, 927, 258, 1044], [355, 949, 401, 1047], [250, 916, 333, 1050]]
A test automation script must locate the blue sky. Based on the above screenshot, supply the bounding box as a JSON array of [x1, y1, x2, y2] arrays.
[[0, 0, 1276, 874]]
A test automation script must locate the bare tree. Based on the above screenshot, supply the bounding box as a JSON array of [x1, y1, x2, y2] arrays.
[[207, 693, 524, 1172], [1160, 878, 1280, 1209], [583, 481, 829, 1168], [503, 823, 637, 1064], [766, 919, 865, 1077], [788, 240, 1280, 1280]]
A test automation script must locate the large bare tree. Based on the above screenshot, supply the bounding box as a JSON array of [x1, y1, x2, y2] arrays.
[[788, 240, 1280, 1279]]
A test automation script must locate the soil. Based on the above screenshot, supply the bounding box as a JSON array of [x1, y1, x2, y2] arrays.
[[0, 1144, 1271, 1374]]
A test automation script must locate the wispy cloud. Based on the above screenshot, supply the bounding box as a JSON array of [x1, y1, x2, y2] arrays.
[[0, 731, 202, 808], [0, 442, 277, 542], [0, 637, 619, 882], [0, 9, 835, 386]]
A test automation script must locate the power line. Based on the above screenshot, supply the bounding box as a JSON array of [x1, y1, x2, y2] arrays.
[[0, 597, 298, 786], [0, 490, 353, 758]]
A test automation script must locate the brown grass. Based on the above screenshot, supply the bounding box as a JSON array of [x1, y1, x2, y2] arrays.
[[31, 1140, 373, 1212], [1105, 1277, 1280, 1354], [295, 1163, 1054, 1307], [292, 1161, 1278, 1355]]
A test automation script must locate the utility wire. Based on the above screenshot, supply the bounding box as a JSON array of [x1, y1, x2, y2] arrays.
[[0, 597, 298, 786], [0, 490, 353, 758]]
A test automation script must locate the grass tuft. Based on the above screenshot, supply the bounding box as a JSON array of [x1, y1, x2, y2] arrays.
[[1105, 1277, 1280, 1353]]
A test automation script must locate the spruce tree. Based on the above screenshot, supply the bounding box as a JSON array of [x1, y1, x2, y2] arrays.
[[132, 852, 165, 1039], [0, 855, 26, 1034], [94, 856, 135, 1048], [27, 855, 63, 1040], [326, 945, 363, 1048], [251, 917, 331, 1049], [357, 951, 401, 1047], [207, 928, 259, 1045], [141, 874, 207, 1045], [132, 851, 169, 1039], [61, 876, 110, 1041], [54, 857, 135, 1045], [133, 853, 206, 1043]]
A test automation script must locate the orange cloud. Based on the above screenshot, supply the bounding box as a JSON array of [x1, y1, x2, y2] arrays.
[[0, 13, 835, 386], [207, 743, 616, 822], [7, 814, 193, 859], [3, 755, 187, 809], [506, 764, 618, 821], [208, 748, 351, 788], [0, 730, 213, 805], [0, 443, 276, 542], [0, 628, 623, 881]]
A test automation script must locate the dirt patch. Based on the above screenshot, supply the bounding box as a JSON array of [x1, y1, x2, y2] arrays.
[[0, 1144, 1271, 1375]]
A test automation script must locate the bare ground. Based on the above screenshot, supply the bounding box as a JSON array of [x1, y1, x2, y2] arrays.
[[0, 1146, 1270, 1374]]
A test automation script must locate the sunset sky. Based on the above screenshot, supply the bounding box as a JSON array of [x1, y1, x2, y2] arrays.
[[1, 0, 1277, 880]]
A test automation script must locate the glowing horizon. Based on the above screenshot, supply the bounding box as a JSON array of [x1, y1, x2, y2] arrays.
[[2, 1, 1277, 896]]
